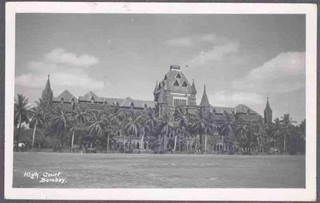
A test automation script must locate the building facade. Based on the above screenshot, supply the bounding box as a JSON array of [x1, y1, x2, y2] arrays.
[[41, 65, 271, 153]]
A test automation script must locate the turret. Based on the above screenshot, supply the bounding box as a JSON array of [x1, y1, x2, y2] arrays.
[[200, 85, 210, 108], [264, 97, 273, 124], [41, 74, 53, 104], [191, 79, 197, 95]]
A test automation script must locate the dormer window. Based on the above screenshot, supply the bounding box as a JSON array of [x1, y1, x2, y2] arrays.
[[182, 81, 187, 87], [143, 103, 148, 109], [90, 96, 95, 104], [173, 80, 179, 86], [115, 102, 119, 107], [176, 73, 181, 78], [60, 97, 64, 104], [130, 102, 134, 109]]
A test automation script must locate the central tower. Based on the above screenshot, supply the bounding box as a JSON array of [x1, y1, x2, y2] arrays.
[[154, 65, 197, 116]]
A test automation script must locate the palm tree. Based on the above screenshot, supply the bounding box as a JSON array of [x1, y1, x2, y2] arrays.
[[271, 118, 282, 151], [190, 110, 212, 154], [70, 104, 89, 152], [281, 114, 296, 153], [124, 113, 145, 152], [14, 94, 30, 151], [87, 111, 108, 152], [29, 105, 48, 150], [173, 107, 190, 152], [236, 121, 248, 152], [156, 113, 174, 154], [255, 122, 267, 154], [219, 112, 237, 153], [143, 108, 157, 150], [50, 105, 71, 152]]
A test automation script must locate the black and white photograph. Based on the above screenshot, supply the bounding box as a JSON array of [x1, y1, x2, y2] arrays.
[[4, 2, 317, 201]]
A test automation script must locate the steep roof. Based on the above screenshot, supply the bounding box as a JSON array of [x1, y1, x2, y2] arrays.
[[78, 91, 155, 108], [79, 91, 104, 102], [265, 97, 272, 112], [191, 79, 197, 94], [41, 75, 53, 100], [235, 104, 258, 115], [160, 65, 193, 94], [211, 106, 235, 115], [120, 97, 155, 108], [200, 85, 210, 107], [53, 90, 77, 102]]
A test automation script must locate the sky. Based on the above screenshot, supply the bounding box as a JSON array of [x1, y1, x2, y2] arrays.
[[15, 14, 306, 123]]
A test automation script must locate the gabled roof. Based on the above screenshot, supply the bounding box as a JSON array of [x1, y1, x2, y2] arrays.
[[160, 65, 193, 94], [200, 85, 210, 107], [120, 97, 155, 108], [235, 104, 258, 115], [211, 106, 235, 115], [103, 98, 125, 106], [79, 91, 104, 102], [53, 90, 77, 102]]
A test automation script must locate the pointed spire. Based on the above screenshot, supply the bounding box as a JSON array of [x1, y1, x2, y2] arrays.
[[264, 97, 272, 124], [265, 97, 271, 111], [41, 74, 53, 103], [200, 84, 210, 107], [191, 79, 197, 94]]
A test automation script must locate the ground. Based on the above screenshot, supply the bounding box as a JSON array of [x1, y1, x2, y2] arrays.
[[13, 152, 305, 188]]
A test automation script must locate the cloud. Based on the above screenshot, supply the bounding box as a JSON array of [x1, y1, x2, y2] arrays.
[[188, 42, 239, 66], [232, 52, 305, 93], [45, 48, 99, 67], [166, 37, 193, 47], [208, 91, 264, 107], [166, 33, 230, 47], [16, 61, 105, 91]]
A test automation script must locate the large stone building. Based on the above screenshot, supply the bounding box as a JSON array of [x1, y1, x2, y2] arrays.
[[41, 65, 269, 124], [41, 65, 272, 152]]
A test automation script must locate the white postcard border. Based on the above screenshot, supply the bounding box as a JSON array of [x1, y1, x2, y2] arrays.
[[5, 2, 317, 201]]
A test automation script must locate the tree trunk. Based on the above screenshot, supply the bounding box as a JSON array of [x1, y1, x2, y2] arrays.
[[123, 132, 125, 153], [107, 133, 110, 153], [199, 133, 202, 153], [158, 134, 161, 154], [16, 117, 22, 152], [141, 134, 144, 150], [59, 133, 63, 152], [284, 134, 287, 153], [173, 136, 177, 151], [204, 135, 207, 154], [71, 130, 75, 153], [32, 121, 37, 151]]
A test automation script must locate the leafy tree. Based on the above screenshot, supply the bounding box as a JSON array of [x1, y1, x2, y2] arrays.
[[29, 100, 49, 150], [50, 105, 71, 152], [281, 114, 296, 153], [173, 107, 190, 152], [124, 113, 145, 152], [69, 104, 89, 152], [190, 110, 212, 154], [14, 94, 30, 151], [156, 113, 174, 153]]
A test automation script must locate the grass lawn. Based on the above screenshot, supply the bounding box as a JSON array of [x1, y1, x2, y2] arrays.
[[13, 152, 305, 188]]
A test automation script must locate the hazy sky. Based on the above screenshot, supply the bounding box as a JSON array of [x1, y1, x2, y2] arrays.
[[15, 14, 306, 123]]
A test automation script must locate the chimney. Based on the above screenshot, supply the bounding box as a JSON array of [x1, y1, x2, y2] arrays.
[[170, 65, 181, 70]]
